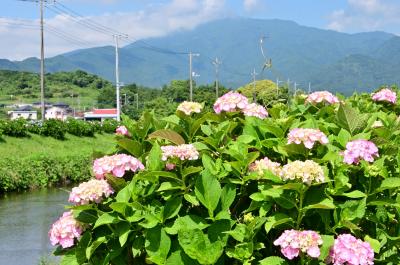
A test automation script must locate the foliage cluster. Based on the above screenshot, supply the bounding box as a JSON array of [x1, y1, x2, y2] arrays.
[[54, 89, 400, 265]]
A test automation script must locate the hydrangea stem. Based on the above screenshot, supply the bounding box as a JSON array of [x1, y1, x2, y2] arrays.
[[296, 185, 307, 229]]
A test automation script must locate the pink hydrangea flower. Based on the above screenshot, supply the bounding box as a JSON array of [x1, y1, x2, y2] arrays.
[[115, 125, 129, 136], [48, 211, 83, 249], [165, 163, 176, 171], [306, 91, 340, 105], [69, 179, 114, 205], [213, 91, 249, 114], [287, 128, 329, 149], [161, 144, 199, 161], [177, 101, 203, 115], [93, 154, 145, 179], [242, 103, 268, 119], [327, 234, 374, 265], [274, 230, 323, 260], [249, 157, 282, 176], [371, 88, 397, 104], [342, 140, 379, 165]]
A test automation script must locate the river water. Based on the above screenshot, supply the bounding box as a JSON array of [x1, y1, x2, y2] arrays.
[[0, 188, 70, 265]]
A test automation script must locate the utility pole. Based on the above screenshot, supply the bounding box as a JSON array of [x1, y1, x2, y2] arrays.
[[189, 52, 200, 101], [251, 68, 258, 102], [135, 93, 139, 109], [308, 82, 311, 94], [114, 35, 121, 122], [276, 78, 285, 97], [294, 82, 298, 96], [123, 93, 127, 106], [40, 0, 45, 121], [212, 57, 221, 98]]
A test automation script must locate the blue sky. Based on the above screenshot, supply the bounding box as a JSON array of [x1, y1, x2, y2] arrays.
[[0, 0, 399, 59]]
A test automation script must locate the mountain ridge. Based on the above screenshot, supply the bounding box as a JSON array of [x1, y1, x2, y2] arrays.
[[0, 17, 398, 93]]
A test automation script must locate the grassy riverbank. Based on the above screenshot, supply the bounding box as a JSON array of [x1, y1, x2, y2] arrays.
[[0, 133, 115, 192]]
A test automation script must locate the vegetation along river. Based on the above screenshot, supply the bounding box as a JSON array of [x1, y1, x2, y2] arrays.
[[0, 188, 69, 265]]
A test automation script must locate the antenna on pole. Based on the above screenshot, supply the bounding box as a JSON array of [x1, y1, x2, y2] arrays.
[[260, 35, 272, 75], [212, 57, 221, 98], [40, 0, 45, 121], [189, 52, 200, 101]]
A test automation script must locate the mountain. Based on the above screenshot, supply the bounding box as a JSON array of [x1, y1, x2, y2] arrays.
[[0, 18, 398, 93]]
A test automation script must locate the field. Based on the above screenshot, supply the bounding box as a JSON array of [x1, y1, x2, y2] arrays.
[[0, 133, 116, 192]]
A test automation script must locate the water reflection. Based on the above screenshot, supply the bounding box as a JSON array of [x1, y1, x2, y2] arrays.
[[0, 188, 70, 265]]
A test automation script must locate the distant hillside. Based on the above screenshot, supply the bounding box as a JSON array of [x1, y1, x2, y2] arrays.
[[0, 18, 399, 93], [0, 70, 113, 108]]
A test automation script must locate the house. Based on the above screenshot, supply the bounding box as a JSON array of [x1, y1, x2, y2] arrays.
[[84, 109, 118, 121], [45, 106, 68, 120], [8, 106, 37, 120], [52, 102, 70, 109]]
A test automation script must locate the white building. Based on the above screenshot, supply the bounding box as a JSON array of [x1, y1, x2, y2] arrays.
[[84, 109, 117, 121], [8, 106, 37, 120], [45, 106, 68, 121]]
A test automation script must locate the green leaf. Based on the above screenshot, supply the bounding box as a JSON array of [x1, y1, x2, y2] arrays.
[[226, 242, 254, 261], [178, 228, 224, 265], [259, 256, 288, 265], [202, 154, 218, 175], [117, 138, 142, 157], [145, 226, 171, 265], [220, 183, 236, 211], [182, 166, 203, 179], [93, 213, 117, 229], [61, 252, 79, 265], [86, 236, 106, 259], [148, 129, 185, 145], [105, 174, 127, 192], [195, 170, 222, 217], [184, 193, 200, 206], [304, 198, 336, 210], [75, 231, 91, 264], [340, 198, 366, 221], [319, 235, 335, 261], [364, 235, 381, 253], [264, 213, 293, 234], [157, 181, 182, 192], [163, 196, 182, 221], [115, 180, 134, 203], [337, 129, 351, 148], [166, 249, 200, 265], [146, 142, 162, 171], [336, 103, 366, 135], [334, 190, 366, 198], [73, 209, 98, 224], [165, 215, 209, 235], [379, 178, 400, 190]]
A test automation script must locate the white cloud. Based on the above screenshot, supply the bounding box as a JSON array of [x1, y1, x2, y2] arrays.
[[327, 0, 400, 33], [0, 0, 226, 60], [243, 0, 260, 12]]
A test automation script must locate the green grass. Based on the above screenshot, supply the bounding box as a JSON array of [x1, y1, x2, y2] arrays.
[[0, 133, 116, 159]]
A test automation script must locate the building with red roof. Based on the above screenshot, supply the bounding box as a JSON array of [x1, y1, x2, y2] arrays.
[[84, 109, 118, 121]]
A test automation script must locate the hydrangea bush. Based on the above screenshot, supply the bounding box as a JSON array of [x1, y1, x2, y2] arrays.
[[50, 90, 400, 265]]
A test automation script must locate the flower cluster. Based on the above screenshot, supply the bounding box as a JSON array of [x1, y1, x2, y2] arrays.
[[281, 160, 325, 185], [287, 128, 329, 149], [306, 91, 340, 105], [327, 234, 374, 265], [274, 230, 323, 260], [93, 154, 145, 179], [48, 211, 83, 248], [115, 125, 129, 136], [371, 88, 397, 104], [242, 103, 268, 119], [177, 101, 203, 115], [343, 140, 379, 165], [161, 144, 199, 161], [249, 157, 282, 177], [213, 91, 249, 113], [68, 179, 114, 205]]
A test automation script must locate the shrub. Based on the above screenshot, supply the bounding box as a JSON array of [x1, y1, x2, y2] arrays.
[[0, 118, 29, 137], [50, 92, 400, 264], [101, 119, 119, 133], [41, 119, 67, 140], [66, 118, 95, 137], [0, 155, 92, 192]]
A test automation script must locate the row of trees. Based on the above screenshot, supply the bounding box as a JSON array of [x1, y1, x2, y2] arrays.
[[98, 79, 289, 119]]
